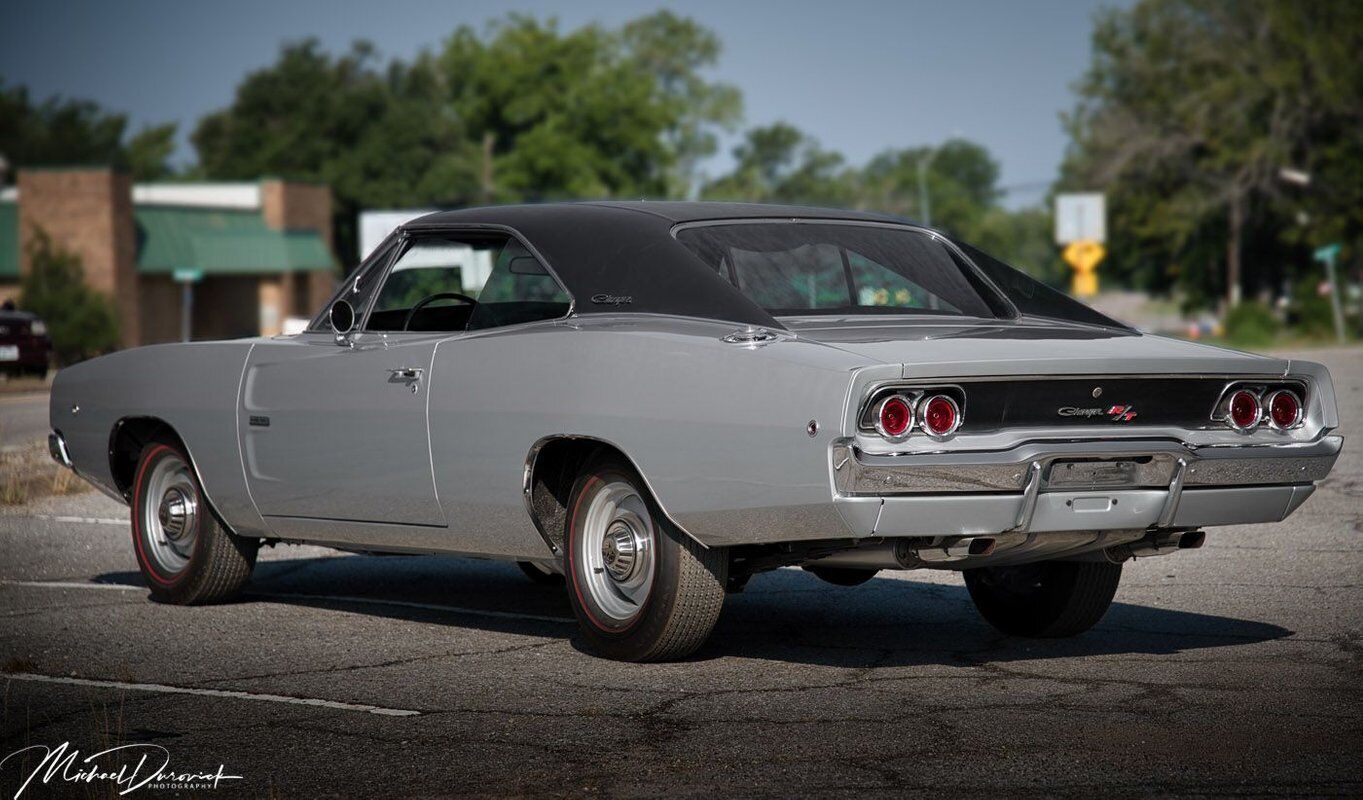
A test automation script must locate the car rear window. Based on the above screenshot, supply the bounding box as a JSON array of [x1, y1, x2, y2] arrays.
[[675, 222, 1007, 319]]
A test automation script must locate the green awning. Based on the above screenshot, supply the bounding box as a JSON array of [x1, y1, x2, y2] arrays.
[[135, 206, 335, 275], [0, 202, 335, 280]]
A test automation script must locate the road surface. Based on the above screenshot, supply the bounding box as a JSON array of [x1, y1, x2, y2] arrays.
[[0, 392, 47, 451]]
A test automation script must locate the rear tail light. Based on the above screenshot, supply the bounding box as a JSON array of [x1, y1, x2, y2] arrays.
[[874, 394, 913, 441], [919, 394, 962, 439], [1265, 389, 1303, 430], [1226, 389, 1261, 431]]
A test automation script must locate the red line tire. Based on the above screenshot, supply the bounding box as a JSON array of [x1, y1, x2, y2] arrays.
[[131, 442, 258, 604], [564, 457, 727, 662]]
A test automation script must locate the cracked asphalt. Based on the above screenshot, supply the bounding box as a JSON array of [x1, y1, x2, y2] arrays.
[[2, 347, 1361, 798]]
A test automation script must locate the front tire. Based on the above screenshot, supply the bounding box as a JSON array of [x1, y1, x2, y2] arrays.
[[131, 442, 258, 604], [963, 560, 1122, 638], [564, 457, 727, 661]]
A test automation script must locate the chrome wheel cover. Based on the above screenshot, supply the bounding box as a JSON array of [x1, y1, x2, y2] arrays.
[[575, 479, 656, 624], [141, 454, 199, 574]]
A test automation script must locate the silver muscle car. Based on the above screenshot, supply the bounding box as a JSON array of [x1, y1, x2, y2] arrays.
[[47, 202, 1343, 661]]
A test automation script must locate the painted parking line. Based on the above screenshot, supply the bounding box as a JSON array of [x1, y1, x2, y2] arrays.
[[28, 514, 128, 526], [0, 580, 139, 591], [5, 672, 422, 717], [0, 579, 576, 624]]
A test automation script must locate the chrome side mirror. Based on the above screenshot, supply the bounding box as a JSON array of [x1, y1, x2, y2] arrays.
[[329, 299, 355, 346]]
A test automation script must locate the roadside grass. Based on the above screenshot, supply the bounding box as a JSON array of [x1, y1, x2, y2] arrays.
[[0, 428, 85, 506], [0, 373, 50, 395]]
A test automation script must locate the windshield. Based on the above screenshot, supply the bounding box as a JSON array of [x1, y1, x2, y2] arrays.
[[675, 222, 1008, 318]]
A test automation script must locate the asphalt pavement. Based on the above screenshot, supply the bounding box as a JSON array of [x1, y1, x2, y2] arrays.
[[1, 348, 1360, 798], [0, 392, 49, 452]]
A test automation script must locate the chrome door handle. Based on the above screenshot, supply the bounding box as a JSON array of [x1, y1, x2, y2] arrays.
[[389, 366, 424, 394]]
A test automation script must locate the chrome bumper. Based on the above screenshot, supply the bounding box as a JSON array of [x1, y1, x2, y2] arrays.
[[833, 436, 1341, 496], [830, 435, 1340, 537], [48, 431, 73, 469]]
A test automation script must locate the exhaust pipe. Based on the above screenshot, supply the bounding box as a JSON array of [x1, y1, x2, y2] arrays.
[[806, 536, 1001, 570], [1105, 530, 1205, 562]]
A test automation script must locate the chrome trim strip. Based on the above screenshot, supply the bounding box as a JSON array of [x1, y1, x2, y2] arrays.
[[1010, 461, 1042, 531], [1157, 457, 1188, 528], [522, 434, 711, 555]]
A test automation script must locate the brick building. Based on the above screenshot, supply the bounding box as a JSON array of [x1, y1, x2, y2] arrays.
[[0, 168, 337, 346]]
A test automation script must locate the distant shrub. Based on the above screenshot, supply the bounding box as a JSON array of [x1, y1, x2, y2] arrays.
[[19, 229, 120, 365], [1288, 280, 1338, 339], [1223, 302, 1279, 349]]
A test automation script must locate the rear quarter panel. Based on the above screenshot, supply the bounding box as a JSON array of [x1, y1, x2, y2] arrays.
[[427, 316, 883, 552]]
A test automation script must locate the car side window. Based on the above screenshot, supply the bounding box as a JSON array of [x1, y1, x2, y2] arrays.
[[365, 233, 569, 333], [465, 239, 571, 331]]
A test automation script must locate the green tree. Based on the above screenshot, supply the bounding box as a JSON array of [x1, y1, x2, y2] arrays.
[[1059, 0, 1363, 309], [703, 129, 1060, 281], [19, 229, 120, 365], [702, 122, 855, 207], [194, 14, 740, 257], [0, 79, 177, 182], [432, 16, 670, 201], [194, 39, 479, 259], [620, 11, 742, 196], [860, 139, 999, 235], [125, 123, 179, 182]]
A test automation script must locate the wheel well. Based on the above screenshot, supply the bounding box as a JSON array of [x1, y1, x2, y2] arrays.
[[109, 417, 186, 499], [525, 437, 628, 554]]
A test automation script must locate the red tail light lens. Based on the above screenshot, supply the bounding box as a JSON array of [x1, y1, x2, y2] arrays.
[[920, 394, 962, 439], [1266, 389, 1302, 430], [875, 395, 913, 440], [1227, 389, 1261, 431]]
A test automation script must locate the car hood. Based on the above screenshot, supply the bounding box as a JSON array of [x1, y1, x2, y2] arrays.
[[782, 316, 1289, 379]]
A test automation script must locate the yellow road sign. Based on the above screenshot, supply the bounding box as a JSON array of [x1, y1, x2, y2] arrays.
[[1063, 239, 1106, 297]]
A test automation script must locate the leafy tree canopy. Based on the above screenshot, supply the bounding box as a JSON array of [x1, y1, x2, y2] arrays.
[[0, 79, 177, 182], [1059, 0, 1363, 309], [193, 12, 742, 257]]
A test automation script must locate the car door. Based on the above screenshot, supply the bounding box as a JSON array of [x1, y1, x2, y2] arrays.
[[240, 232, 490, 534]]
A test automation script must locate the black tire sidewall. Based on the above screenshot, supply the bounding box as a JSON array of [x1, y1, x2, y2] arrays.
[[964, 561, 1121, 637]]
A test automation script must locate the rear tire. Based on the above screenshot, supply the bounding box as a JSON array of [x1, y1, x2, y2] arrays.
[[803, 565, 878, 586], [131, 442, 258, 604], [963, 560, 1122, 638], [564, 457, 727, 661]]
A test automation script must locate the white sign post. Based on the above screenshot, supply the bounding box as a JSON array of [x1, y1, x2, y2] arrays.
[[1054, 193, 1106, 245]]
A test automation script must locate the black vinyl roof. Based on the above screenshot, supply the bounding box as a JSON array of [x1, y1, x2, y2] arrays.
[[404, 202, 919, 327]]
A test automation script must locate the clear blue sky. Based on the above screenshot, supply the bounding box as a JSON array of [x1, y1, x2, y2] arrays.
[[0, 0, 1126, 207]]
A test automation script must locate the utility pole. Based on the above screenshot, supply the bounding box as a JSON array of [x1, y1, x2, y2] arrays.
[[916, 140, 948, 227]]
